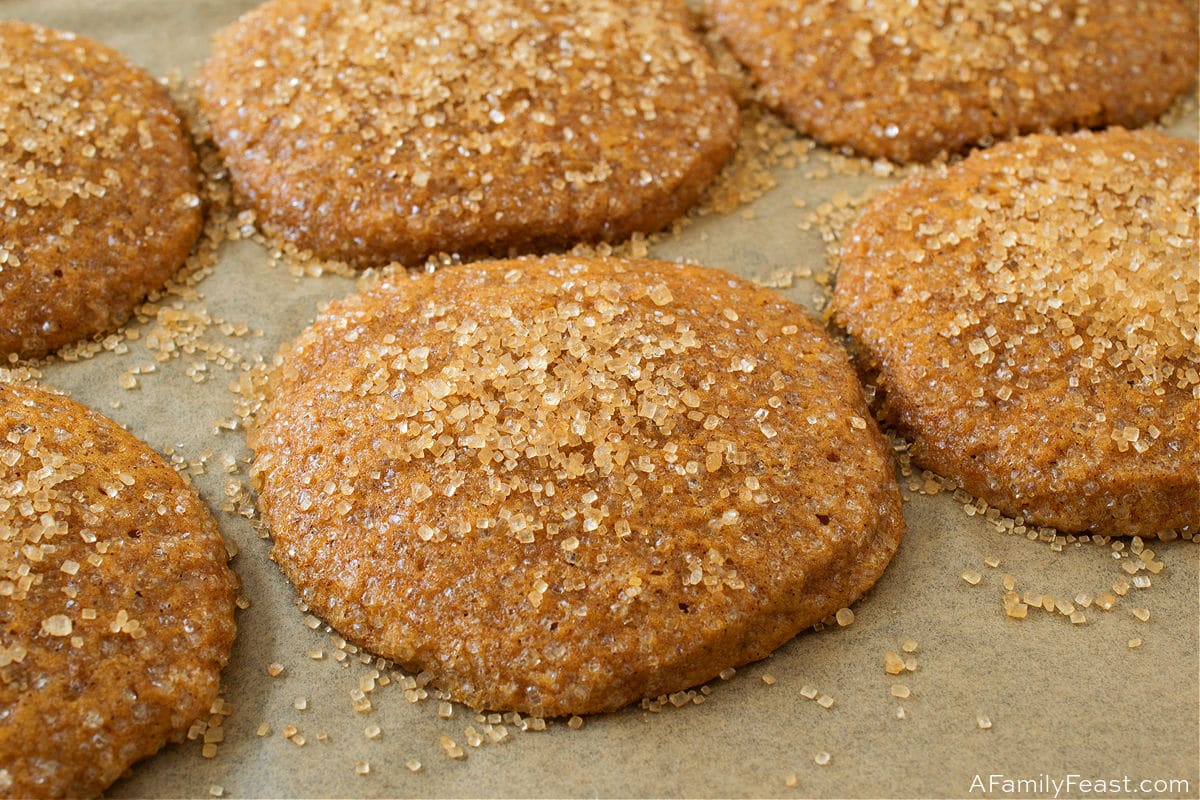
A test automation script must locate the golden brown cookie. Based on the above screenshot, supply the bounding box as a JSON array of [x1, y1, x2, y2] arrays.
[[198, 0, 739, 268], [0, 383, 238, 798], [832, 128, 1199, 536], [249, 255, 904, 716], [0, 21, 203, 360], [706, 0, 1199, 163]]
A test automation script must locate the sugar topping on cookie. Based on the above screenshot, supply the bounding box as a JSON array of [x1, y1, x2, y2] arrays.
[[707, 0, 1198, 161], [199, 0, 738, 266], [0, 20, 202, 359], [833, 128, 1198, 535], [251, 256, 903, 715]]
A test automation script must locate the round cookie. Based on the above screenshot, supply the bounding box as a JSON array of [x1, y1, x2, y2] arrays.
[[832, 128, 1199, 536], [0, 21, 203, 360], [0, 383, 238, 798], [198, 0, 739, 268], [249, 255, 904, 716], [706, 0, 1199, 163]]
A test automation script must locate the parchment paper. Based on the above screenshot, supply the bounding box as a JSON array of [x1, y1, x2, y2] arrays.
[[4, 2, 1198, 797]]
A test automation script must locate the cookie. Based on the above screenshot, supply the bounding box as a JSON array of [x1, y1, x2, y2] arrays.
[[249, 255, 904, 716], [0, 21, 203, 360], [197, 0, 739, 268], [706, 0, 1199, 163], [0, 383, 238, 798], [832, 128, 1199, 536]]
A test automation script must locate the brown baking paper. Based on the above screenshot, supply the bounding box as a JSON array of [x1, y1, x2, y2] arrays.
[[4, 2, 1198, 797]]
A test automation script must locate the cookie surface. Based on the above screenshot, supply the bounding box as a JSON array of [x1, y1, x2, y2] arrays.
[[832, 129, 1199, 536], [198, 0, 739, 268], [706, 0, 1198, 162], [0, 21, 203, 360], [250, 255, 903, 715], [0, 384, 238, 798]]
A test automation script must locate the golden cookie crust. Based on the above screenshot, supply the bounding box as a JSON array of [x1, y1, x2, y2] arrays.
[[0, 21, 203, 360], [198, 0, 739, 268], [250, 255, 903, 716], [832, 129, 1199, 536], [0, 384, 238, 799], [706, 0, 1199, 163]]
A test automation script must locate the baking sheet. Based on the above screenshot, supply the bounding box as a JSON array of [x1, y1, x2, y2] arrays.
[[3, 2, 1198, 798]]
